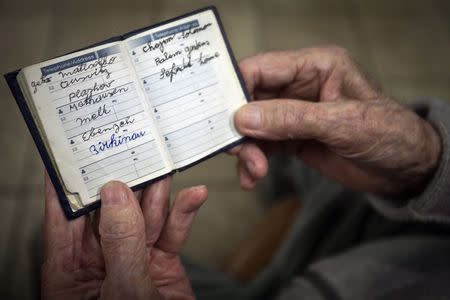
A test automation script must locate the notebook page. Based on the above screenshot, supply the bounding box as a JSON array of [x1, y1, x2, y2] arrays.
[[126, 9, 247, 169], [22, 42, 171, 206]]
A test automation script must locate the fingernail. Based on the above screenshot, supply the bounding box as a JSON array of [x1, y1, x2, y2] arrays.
[[246, 160, 256, 174], [101, 181, 130, 206], [236, 104, 262, 130], [189, 184, 204, 189]]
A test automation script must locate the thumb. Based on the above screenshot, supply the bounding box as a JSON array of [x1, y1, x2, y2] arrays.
[[234, 99, 356, 141], [99, 181, 154, 298]]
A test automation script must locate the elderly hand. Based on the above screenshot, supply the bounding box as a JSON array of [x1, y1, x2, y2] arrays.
[[42, 174, 207, 300], [232, 46, 441, 197]]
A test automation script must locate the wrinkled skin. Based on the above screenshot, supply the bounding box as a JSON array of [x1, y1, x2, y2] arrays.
[[231, 46, 442, 198], [42, 175, 207, 300], [41, 46, 443, 300]]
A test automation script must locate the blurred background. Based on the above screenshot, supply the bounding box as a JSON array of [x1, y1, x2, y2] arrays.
[[0, 0, 449, 298]]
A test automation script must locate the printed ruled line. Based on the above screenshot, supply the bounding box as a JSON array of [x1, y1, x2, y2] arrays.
[[84, 151, 162, 185], [61, 94, 139, 125], [51, 72, 131, 99], [166, 114, 228, 144], [79, 140, 154, 169], [81, 144, 160, 175], [154, 82, 218, 107], [159, 103, 224, 132], [173, 136, 237, 164], [157, 97, 218, 122], [60, 94, 137, 122], [137, 56, 205, 77], [64, 107, 144, 134], [56, 81, 134, 110], [156, 88, 216, 112], [172, 131, 232, 158], [163, 109, 226, 136], [51, 62, 127, 86], [146, 68, 214, 96], [68, 117, 149, 144], [169, 128, 230, 156], [88, 166, 166, 197], [73, 125, 152, 161]]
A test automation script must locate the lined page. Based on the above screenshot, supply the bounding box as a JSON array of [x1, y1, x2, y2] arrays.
[[126, 9, 247, 169], [22, 42, 171, 205]]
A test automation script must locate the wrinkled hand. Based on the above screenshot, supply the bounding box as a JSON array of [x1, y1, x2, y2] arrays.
[[232, 46, 441, 197], [42, 174, 207, 300]]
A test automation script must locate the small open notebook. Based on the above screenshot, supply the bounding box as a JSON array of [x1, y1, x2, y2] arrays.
[[4, 7, 248, 219]]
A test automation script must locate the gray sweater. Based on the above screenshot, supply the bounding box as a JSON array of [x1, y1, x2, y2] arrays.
[[276, 98, 450, 300]]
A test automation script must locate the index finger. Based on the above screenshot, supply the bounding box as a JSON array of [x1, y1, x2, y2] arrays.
[[43, 173, 88, 261], [239, 48, 333, 101], [239, 51, 303, 100], [240, 46, 380, 102], [155, 186, 208, 254], [140, 177, 172, 248]]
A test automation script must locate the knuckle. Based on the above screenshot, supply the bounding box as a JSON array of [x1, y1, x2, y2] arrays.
[[355, 101, 377, 133], [357, 101, 402, 147], [99, 210, 142, 242], [326, 102, 363, 143], [324, 45, 355, 68], [324, 45, 350, 58], [316, 45, 357, 74], [271, 102, 303, 137], [146, 230, 160, 247], [238, 56, 253, 71], [240, 52, 266, 68]]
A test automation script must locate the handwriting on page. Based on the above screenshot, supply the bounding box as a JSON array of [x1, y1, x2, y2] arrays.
[[128, 19, 236, 166], [35, 45, 166, 197]]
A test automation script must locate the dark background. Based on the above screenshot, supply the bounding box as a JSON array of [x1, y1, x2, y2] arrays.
[[0, 0, 449, 298]]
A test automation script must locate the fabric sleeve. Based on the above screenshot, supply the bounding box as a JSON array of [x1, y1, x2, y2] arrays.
[[276, 237, 450, 300]]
